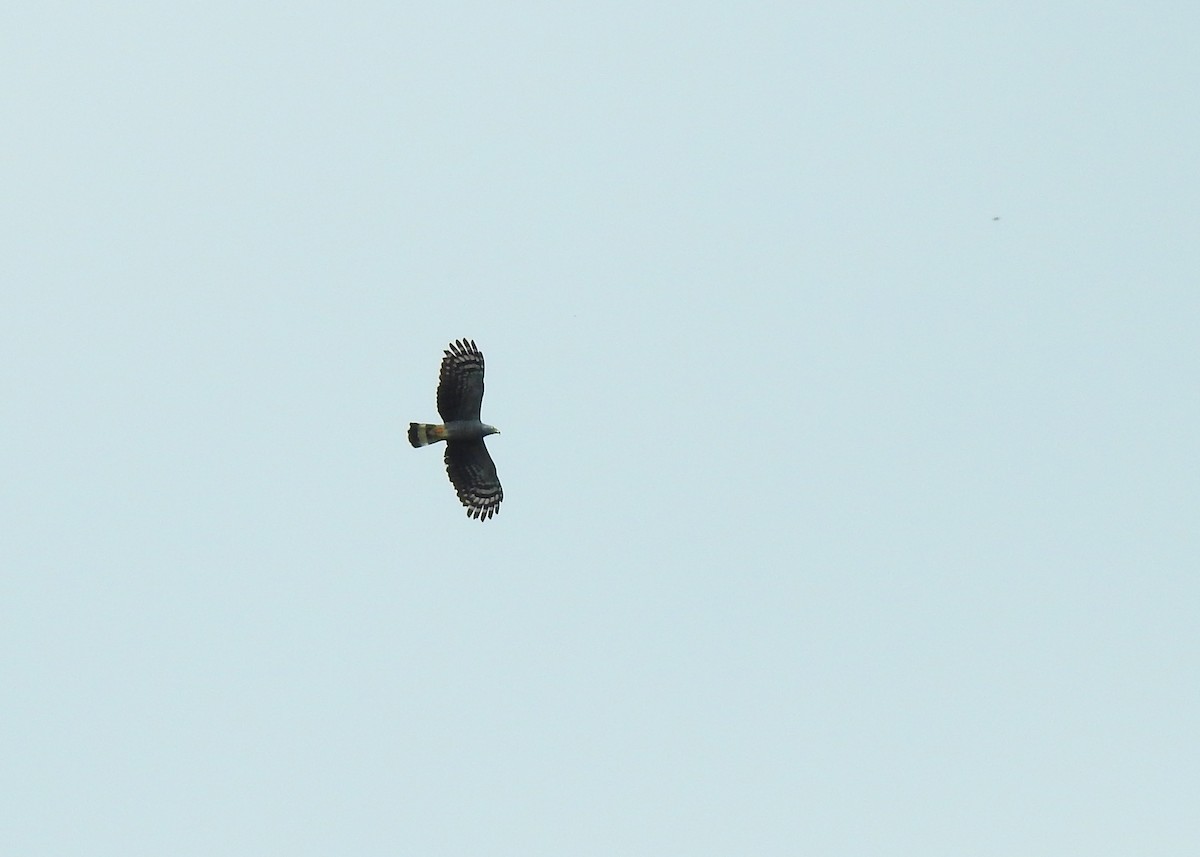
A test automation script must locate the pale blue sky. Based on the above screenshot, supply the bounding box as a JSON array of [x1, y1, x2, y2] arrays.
[[3, 3, 1198, 855]]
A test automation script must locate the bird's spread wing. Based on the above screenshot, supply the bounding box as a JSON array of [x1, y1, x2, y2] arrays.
[[437, 339, 485, 421], [444, 440, 503, 520]]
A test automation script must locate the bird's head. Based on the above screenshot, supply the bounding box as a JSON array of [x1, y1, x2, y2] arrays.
[[482, 424, 500, 437]]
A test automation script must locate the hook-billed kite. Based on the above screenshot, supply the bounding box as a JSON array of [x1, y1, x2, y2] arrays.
[[408, 339, 503, 520]]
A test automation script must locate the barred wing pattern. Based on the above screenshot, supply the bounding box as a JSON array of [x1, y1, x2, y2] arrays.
[[445, 440, 503, 520], [409, 338, 503, 520], [437, 339, 485, 421]]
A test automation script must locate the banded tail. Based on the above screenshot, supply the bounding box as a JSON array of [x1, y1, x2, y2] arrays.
[[408, 423, 447, 447]]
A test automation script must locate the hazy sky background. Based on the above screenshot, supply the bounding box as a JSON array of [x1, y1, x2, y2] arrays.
[[3, 3, 1198, 854]]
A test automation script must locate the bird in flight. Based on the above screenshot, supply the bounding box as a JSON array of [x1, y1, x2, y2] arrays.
[[409, 339, 503, 520]]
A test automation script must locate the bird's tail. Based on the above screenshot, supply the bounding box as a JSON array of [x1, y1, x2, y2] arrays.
[[408, 423, 447, 447]]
